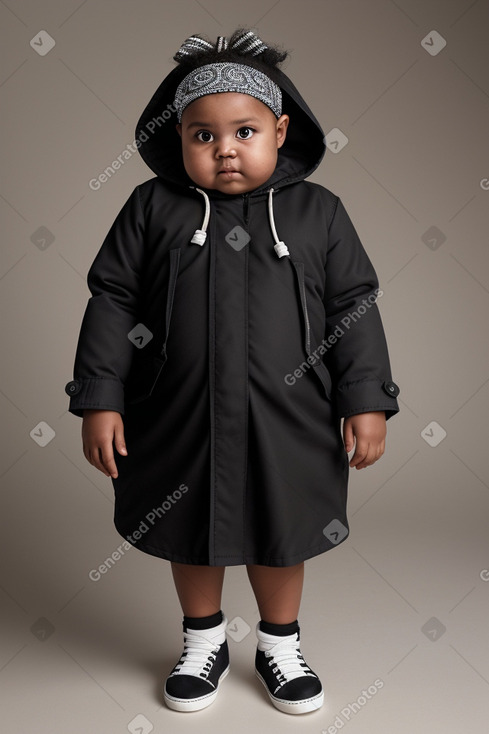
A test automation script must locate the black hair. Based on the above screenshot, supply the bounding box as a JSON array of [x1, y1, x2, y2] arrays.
[[173, 28, 289, 85]]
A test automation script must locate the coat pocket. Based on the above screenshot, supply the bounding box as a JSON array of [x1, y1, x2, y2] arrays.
[[124, 247, 181, 405], [289, 259, 332, 401]]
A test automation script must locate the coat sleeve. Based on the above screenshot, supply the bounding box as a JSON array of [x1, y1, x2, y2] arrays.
[[64, 185, 145, 417], [323, 195, 400, 421]]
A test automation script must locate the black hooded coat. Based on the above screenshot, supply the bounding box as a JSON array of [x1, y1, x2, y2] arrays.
[[65, 62, 400, 566]]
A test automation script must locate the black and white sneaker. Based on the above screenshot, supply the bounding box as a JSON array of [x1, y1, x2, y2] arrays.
[[164, 615, 229, 712], [255, 624, 324, 714]]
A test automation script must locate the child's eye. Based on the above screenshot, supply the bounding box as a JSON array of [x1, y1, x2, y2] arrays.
[[196, 130, 214, 142], [236, 127, 255, 140]]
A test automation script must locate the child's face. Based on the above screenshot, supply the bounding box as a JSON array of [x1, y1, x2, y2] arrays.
[[176, 92, 289, 194]]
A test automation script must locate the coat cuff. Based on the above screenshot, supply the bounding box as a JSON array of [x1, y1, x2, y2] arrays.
[[334, 378, 400, 421], [64, 377, 125, 418]]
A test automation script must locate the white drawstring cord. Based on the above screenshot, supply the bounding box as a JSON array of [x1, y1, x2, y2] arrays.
[[268, 188, 289, 258], [191, 187, 210, 245], [191, 186, 288, 258]]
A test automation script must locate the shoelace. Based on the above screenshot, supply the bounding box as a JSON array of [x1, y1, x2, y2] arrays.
[[264, 635, 316, 688], [171, 629, 220, 681]]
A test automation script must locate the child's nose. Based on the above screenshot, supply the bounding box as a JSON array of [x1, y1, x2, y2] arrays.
[[215, 137, 237, 157]]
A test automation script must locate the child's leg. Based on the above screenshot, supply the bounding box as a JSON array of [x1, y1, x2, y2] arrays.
[[246, 562, 304, 623], [170, 561, 225, 616], [247, 562, 324, 714], [164, 562, 229, 712]]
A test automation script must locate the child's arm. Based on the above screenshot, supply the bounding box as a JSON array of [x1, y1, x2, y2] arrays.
[[322, 194, 400, 443], [65, 185, 147, 478], [81, 409, 127, 479], [65, 185, 145, 418]]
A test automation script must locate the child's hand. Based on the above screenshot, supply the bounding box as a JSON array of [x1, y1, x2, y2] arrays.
[[342, 411, 386, 470], [81, 409, 127, 479]]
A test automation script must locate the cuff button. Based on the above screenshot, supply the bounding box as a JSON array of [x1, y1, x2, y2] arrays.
[[382, 380, 400, 398], [65, 380, 82, 396]]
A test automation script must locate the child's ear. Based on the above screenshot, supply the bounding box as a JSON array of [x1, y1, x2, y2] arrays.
[[176, 123, 182, 138], [276, 114, 289, 148]]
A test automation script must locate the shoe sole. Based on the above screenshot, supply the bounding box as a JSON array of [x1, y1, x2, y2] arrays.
[[255, 670, 324, 714], [164, 665, 230, 712]]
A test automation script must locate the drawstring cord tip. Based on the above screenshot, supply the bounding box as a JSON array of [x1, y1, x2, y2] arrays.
[[274, 241, 289, 258], [191, 229, 207, 246], [190, 188, 210, 246]]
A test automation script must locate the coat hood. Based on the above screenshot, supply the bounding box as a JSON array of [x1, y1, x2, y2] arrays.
[[135, 63, 326, 194]]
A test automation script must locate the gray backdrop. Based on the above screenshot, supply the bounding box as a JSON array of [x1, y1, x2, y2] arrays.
[[1, 1, 488, 732]]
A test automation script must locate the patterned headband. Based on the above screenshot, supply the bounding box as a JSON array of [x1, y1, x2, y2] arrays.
[[174, 62, 282, 122], [172, 32, 282, 122]]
